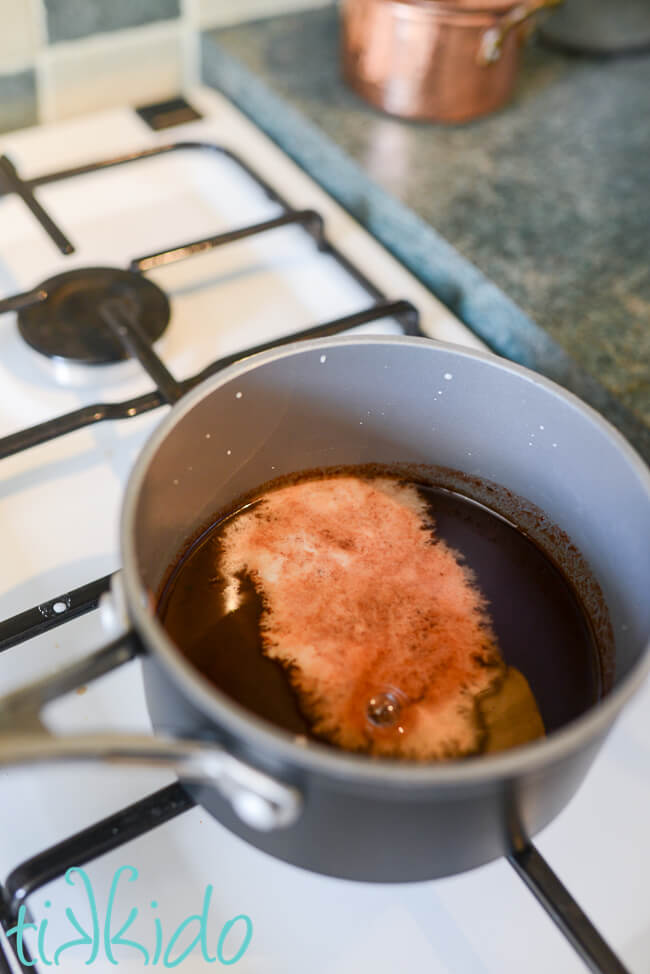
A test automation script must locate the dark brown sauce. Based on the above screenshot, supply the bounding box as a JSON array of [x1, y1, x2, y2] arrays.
[[157, 472, 601, 756]]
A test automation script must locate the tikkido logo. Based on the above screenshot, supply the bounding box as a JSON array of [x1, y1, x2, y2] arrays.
[[6, 866, 253, 967]]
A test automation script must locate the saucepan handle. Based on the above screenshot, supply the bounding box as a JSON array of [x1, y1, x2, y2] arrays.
[[508, 840, 631, 974], [478, 0, 564, 66], [0, 623, 302, 832]]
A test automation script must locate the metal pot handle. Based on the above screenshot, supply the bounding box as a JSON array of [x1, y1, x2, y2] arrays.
[[0, 615, 302, 833], [478, 0, 564, 66]]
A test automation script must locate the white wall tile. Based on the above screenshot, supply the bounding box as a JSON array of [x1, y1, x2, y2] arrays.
[[4, 0, 333, 125], [37, 20, 185, 122], [191, 0, 333, 30], [0, 0, 45, 73]]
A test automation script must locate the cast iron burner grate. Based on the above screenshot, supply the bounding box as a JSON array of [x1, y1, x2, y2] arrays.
[[0, 137, 628, 974], [0, 143, 420, 457]]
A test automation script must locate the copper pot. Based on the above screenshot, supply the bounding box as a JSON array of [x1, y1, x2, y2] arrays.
[[341, 0, 563, 123]]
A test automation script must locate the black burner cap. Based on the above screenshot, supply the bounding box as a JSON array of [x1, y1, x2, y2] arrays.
[[18, 267, 170, 365]]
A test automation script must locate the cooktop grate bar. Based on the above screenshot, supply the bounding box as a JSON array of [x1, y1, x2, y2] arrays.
[[130, 208, 326, 272], [0, 784, 194, 974], [0, 574, 113, 654], [190, 298, 420, 384], [0, 298, 420, 461], [3, 783, 194, 916], [21, 143, 284, 202], [0, 287, 48, 316], [0, 156, 74, 256], [98, 298, 185, 404], [0, 394, 161, 461]]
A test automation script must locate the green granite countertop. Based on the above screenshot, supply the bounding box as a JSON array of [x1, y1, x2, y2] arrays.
[[203, 7, 649, 457]]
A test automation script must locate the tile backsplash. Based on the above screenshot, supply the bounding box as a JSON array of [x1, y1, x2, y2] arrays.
[[43, 0, 182, 44], [0, 0, 331, 131]]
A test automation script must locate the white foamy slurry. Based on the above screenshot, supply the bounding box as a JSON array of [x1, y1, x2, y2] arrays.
[[218, 476, 510, 759]]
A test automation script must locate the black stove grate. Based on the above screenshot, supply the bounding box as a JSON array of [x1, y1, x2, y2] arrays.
[[0, 142, 420, 458], [0, 783, 194, 973], [0, 138, 421, 974]]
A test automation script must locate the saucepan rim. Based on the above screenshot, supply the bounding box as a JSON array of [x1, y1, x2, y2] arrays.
[[121, 335, 650, 790]]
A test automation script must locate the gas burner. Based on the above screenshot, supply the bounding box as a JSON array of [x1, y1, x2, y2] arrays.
[[17, 267, 170, 365]]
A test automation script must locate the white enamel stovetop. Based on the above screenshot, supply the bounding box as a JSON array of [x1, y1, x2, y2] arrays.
[[0, 86, 647, 973]]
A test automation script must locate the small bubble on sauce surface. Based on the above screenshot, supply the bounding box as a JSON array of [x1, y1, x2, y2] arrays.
[[367, 691, 403, 727]]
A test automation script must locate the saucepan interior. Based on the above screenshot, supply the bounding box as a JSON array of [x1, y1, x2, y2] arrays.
[[120, 336, 650, 877]]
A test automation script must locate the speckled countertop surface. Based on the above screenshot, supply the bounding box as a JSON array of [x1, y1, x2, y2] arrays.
[[203, 7, 649, 458]]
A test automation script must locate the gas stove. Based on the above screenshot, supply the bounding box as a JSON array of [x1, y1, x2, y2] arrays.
[[0, 86, 647, 974]]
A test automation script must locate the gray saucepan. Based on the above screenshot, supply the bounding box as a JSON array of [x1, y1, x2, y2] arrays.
[[1, 336, 648, 973]]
